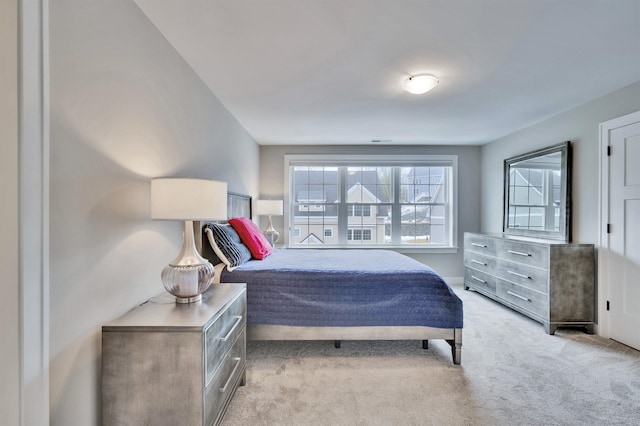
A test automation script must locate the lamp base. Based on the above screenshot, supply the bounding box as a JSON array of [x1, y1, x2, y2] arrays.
[[161, 262, 215, 304], [263, 215, 280, 247], [175, 294, 203, 304], [263, 229, 279, 247], [160, 220, 216, 304]]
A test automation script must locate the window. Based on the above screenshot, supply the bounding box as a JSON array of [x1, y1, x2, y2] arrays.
[[285, 155, 457, 249], [348, 229, 372, 241], [348, 205, 371, 217]]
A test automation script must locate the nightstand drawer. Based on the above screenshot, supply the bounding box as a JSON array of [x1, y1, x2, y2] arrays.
[[496, 259, 548, 294], [464, 268, 496, 294], [205, 292, 246, 384], [498, 239, 549, 269], [205, 331, 246, 426], [497, 279, 547, 318]]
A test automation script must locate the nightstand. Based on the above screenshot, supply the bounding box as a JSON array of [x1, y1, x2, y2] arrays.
[[102, 283, 246, 426]]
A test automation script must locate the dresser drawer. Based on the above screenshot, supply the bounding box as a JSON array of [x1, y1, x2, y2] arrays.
[[464, 250, 497, 275], [464, 268, 496, 294], [496, 259, 548, 294], [205, 331, 246, 426], [464, 233, 497, 255], [497, 279, 548, 318], [497, 239, 549, 269]]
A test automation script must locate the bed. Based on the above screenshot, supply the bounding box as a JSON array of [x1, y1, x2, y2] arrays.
[[198, 193, 463, 365]]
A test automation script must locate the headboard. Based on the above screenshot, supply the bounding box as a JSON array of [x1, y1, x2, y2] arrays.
[[197, 191, 252, 261], [226, 191, 252, 220]]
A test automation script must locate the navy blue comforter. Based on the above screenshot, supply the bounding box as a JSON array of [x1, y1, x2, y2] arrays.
[[219, 249, 463, 329]]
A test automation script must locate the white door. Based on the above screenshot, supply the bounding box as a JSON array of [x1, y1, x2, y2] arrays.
[[607, 116, 640, 350]]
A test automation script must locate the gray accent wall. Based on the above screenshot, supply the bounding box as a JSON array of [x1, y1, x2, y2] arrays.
[[259, 144, 482, 278], [1, 0, 20, 424], [480, 81, 640, 243], [49, 1, 259, 425]]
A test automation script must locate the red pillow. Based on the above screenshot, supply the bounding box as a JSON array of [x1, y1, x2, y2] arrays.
[[228, 217, 273, 260]]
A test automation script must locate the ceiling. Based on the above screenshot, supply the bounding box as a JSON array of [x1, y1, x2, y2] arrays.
[[134, 0, 640, 146]]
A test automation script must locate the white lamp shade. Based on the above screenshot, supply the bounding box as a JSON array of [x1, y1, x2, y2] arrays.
[[151, 178, 227, 220], [256, 199, 283, 216]]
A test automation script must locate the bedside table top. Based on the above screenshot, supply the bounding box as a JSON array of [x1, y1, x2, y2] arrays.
[[103, 283, 246, 331]]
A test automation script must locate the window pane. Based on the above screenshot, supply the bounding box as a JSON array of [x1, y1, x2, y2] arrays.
[[292, 166, 339, 244], [514, 207, 530, 228], [513, 186, 529, 205], [529, 207, 545, 229], [347, 167, 391, 203], [376, 168, 393, 203], [508, 206, 517, 227], [400, 205, 430, 244], [399, 167, 413, 203], [375, 184, 391, 203], [430, 205, 446, 244]]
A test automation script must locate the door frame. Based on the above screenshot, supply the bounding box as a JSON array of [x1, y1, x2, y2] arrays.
[[599, 110, 640, 339]]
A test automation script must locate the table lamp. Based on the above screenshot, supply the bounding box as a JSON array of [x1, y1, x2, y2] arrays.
[[151, 178, 227, 303], [256, 199, 283, 246]]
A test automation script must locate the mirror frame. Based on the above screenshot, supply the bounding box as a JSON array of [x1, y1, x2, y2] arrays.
[[503, 141, 572, 242]]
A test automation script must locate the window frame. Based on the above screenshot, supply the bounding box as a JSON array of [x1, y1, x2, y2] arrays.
[[284, 154, 458, 253]]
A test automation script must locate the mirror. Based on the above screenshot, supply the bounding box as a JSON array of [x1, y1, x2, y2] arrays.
[[503, 141, 572, 242]]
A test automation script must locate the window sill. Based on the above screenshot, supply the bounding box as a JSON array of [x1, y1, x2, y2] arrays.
[[282, 245, 459, 254]]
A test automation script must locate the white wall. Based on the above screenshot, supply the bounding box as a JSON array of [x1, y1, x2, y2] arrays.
[[49, 1, 259, 424], [259, 144, 481, 278], [481, 80, 640, 244], [0, 0, 20, 424]]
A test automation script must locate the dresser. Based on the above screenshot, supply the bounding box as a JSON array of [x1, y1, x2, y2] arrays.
[[102, 283, 246, 426], [464, 233, 595, 334]]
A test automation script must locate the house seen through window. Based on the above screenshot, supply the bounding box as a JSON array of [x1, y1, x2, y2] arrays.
[[285, 155, 457, 248]]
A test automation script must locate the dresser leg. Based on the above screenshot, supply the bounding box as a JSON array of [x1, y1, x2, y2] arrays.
[[584, 324, 595, 335], [544, 323, 557, 335], [240, 369, 246, 386], [422, 340, 429, 350], [334, 340, 341, 348]]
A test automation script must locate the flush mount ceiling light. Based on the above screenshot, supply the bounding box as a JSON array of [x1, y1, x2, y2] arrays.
[[403, 74, 439, 95]]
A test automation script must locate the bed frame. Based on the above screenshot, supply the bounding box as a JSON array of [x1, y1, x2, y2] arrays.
[[198, 192, 462, 365], [250, 325, 462, 364]]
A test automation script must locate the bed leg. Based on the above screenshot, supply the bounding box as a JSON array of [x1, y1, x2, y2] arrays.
[[446, 328, 462, 365], [334, 340, 341, 349], [422, 340, 429, 350]]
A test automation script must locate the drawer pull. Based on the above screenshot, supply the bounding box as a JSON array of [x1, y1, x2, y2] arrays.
[[471, 259, 487, 266], [507, 290, 531, 302], [219, 357, 242, 393], [219, 316, 243, 342], [507, 249, 531, 257], [507, 270, 531, 280], [471, 275, 487, 284], [472, 243, 487, 248]]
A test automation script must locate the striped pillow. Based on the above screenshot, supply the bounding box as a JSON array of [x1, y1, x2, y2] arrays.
[[204, 223, 251, 271]]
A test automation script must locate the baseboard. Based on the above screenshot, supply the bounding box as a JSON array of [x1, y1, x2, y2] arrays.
[[443, 276, 464, 287]]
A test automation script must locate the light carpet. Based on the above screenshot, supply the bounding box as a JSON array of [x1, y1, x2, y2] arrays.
[[222, 286, 640, 425]]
